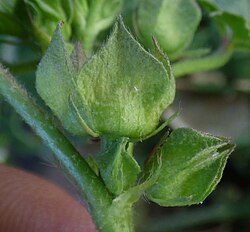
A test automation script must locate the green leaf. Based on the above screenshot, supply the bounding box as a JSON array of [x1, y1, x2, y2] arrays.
[[211, 0, 250, 25], [97, 137, 141, 195], [144, 128, 234, 206], [213, 12, 250, 51], [75, 17, 175, 139], [36, 22, 85, 135], [136, 0, 202, 58], [199, 0, 250, 51]]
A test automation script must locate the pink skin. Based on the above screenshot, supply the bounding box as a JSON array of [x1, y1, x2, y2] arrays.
[[0, 164, 97, 232]]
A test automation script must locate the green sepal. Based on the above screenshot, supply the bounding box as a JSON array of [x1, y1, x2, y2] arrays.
[[144, 128, 234, 206], [36, 22, 85, 135], [68, 94, 99, 137], [138, 110, 179, 142], [136, 0, 202, 58], [76, 17, 175, 139], [200, 0, 250, 25], [85, 155, 99, 176], [97, 137, 141, 195], [130, 37, 176, 142]]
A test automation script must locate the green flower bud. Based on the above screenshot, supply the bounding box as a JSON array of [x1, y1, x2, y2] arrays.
[[144, 128, 234, 206], [71, 17, 175, 139], [136, 0, 201, 58], [36, 18, 175, 139], [25, 0, 72, 40]]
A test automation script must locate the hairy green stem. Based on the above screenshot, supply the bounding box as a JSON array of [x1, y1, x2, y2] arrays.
[[0, 64, 137, 231], [0, 64, 113, 230], [173, 44, 233, 77]]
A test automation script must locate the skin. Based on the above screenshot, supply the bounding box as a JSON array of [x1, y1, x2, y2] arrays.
[[0, 164, 97, 232]]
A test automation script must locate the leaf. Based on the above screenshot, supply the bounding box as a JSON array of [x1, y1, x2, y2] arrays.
[[213, 0, 250, 26], [136, 0, 202, 58], [199, 0, 250, 51], [144, 128, 234, 206], [36, 22, 85, 135], [212, 12, 250, 51], [75, 17, 175, 139]]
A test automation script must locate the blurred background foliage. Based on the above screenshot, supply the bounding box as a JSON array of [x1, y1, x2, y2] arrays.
[[0, 0, 250, 231]]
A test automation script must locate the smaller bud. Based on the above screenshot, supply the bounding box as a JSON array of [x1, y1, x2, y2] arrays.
[[144, 128, 234, 206], [136, 0, 201, 58]]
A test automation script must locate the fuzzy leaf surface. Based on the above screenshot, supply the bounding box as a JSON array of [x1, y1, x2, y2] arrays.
[[36, 23, 84, 135]]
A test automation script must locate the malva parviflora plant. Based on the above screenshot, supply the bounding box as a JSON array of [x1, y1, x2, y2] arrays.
[[1, 0, 250, 231]]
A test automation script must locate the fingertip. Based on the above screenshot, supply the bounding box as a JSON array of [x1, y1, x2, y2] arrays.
[[0, 164, 97, 232]]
